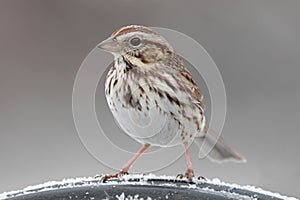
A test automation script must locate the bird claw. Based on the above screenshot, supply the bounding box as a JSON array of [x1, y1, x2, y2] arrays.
[[197, 175, 206, 181], [176, 174, 194, 183], [176, 173, 184, 179], [176, 169, 194, 182], [176, 169, 206, 183], [98, 170, 129, 183]]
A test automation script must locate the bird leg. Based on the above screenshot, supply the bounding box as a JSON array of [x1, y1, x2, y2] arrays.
[[177, 142, 205, 182], [101, 144, 150, 182], [184, 142, 194, 182]]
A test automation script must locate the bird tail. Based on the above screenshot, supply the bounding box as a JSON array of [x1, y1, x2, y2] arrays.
[[194, 126, 246, 163]]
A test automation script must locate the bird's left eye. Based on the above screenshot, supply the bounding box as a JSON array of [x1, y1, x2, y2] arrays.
[[130, 37, 141, 46]]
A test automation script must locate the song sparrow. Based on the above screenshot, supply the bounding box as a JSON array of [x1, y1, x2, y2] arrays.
[[98, 25, 245, 182]]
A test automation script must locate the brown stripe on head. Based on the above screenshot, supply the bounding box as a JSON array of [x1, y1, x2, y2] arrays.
[[112, 25, 158, 37]]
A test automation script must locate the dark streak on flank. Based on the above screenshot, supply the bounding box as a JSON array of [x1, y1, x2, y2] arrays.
[[107, 77, 113, 95], [124, 85, 142, 111], [182, 110, 192, 121], [157, 90, 164, 98], [124, 85, 132, 105], [165, 92, 180, 107], [174, 117, 182, 128], [113, 79, 118, 87], [199, 116, 205, 132], [139, 85, 145, 93], [135, 100, 142, 111], [193, 116, 200, 131]]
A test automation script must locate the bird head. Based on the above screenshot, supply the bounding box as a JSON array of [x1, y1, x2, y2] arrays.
[[98, 25, 174, 64]]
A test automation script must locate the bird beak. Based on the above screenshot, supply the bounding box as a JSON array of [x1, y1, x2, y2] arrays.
[[97, 37, 122, 52]]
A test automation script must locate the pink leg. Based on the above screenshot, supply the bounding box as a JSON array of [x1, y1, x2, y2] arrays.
[[102, 144, 150, 181], [184, 142, 194, 182], [121, 143, 150, 173]]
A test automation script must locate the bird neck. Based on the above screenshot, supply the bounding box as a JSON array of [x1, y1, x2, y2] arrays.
[[114, 54, 153, 73]]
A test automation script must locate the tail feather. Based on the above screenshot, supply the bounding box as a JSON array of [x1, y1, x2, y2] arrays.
[[194, 127, 246, 163]]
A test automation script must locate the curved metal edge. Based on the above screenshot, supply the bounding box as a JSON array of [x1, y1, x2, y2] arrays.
[[1, 176, 296, 200]]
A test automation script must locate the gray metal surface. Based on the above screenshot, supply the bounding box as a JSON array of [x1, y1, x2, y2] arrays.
[[2, 177, 286, 200]]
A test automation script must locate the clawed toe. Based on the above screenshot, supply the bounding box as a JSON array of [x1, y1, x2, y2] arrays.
[[177, 169, 206, 183], [99, 170, 128, 183], [185, 168, 194, 182], [197, 175, 206, 181], [176, 174, 194, 182], [176, 173, 184, 179], [176, 169, 194, 182]]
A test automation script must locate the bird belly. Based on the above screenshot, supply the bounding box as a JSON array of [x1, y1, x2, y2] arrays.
[[106, 90, 203, 147], [107, 94, 183, 147]]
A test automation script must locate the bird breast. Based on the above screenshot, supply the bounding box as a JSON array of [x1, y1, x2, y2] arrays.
[[105, 64, 205, 147]]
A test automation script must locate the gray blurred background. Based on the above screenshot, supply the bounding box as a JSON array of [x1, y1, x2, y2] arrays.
[[0, 0, 299, 198]]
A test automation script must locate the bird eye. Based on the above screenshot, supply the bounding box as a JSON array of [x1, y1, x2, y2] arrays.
[[130, 37, 141, 46]]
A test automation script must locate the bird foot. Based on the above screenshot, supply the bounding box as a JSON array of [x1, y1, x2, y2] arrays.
[[177, 168, 194, 182], [176, 169, 206, 182], [98, 170, 129, 183]]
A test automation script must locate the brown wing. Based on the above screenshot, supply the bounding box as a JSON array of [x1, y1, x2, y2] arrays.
[[166, 54, 205, 112], [179, 66, 205, 111]]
